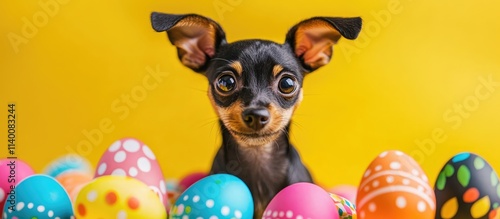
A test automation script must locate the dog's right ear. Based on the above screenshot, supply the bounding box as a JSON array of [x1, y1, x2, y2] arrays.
[[151, 12, 227, 72]]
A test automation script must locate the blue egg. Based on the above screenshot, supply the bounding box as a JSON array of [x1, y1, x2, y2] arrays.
[[43, 154, 92, 178], [170, 174, 253, 219], [3, 174, 74, 219]]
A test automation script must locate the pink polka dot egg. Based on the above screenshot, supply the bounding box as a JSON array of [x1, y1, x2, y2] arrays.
[[3, 174, 74, 219], [356, 150, 436, 219], [74, 175, 166, 218], [263, 182, 340, 219], [94, 137, 169, 209], [170, 174, 254, 219]]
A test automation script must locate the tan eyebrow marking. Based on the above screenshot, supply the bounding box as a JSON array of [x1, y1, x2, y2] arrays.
[[230, 61, 243, 75], [273, 64, 284, 77]]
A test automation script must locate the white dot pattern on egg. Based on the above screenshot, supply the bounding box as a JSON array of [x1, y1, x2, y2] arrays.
[[94, 138, 169, 209], [2, 175, 74, 219], [170, 174, 253, 219], [357, 150, 436, 218], [263, 183, 338, 219]]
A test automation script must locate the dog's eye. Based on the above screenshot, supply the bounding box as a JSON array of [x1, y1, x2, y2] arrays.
[[278, 77, 296, 94], [216, 74, 236, 92]]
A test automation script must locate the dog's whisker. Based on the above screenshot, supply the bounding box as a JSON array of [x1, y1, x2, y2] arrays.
[[290, 120, 306, 131], [195, 117, 220, 129]]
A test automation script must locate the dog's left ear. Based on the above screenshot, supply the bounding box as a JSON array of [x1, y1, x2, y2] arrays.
[[285, 17, 362, 72]]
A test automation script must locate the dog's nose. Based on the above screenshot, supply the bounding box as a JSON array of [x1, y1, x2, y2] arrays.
[[242, 108, 270, 131]]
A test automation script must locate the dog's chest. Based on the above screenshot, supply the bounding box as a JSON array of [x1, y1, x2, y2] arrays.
[[237, 145, 289, 214]]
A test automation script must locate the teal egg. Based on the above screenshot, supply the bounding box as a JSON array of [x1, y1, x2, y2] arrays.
[[43, 154, 92, 178], [170, 174, 254, 219], [3, 174, 74, 219]]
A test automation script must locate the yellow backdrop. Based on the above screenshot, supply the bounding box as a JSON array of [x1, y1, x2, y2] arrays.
[[1, 0, 500, 187]]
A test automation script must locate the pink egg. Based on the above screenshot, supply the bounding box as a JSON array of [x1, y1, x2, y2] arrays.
[[263, 182, 339, 219], [178, 171, 207, 192], [94, 137, 169, 209], [0, 159, 35, 209], [329, 184, 358, 203]]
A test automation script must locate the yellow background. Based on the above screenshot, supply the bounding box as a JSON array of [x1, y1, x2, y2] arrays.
[[1, 0, 500, 187]]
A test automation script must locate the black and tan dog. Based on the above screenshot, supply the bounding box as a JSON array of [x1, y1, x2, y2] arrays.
[[151, 12, 361, 217]]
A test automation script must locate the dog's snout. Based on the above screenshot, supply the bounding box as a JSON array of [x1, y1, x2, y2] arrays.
[[242, 108, 270, 130]]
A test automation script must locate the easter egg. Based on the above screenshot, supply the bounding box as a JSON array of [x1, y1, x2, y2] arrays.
[[94, 137, 169, 209], [2, 174, 73, 219], [434, 152, 500, 219], [179, 172, 207, 192], [330, 193, 357, 219], [43, 154, 93, 177], [329, 184, 358, 203], [74, 175, 166, 219], [490, 207, 500, 219], [356, 150, 436, 219], [263, 182, 339, 219], [170, 174, 253, 219], [56, 171, 93, 202], [165, 178, 180, 207], [0, 159, 35, 210]]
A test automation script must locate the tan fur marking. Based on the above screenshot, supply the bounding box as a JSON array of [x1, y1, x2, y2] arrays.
[[272, 64, 284, 77], [294, 19, 341, 69], [168, 16, 217, 69], [268, 103, 294, 135], [208, 88, 295, 147], [294, 88, 304, 112], [230, 61, 243, 75]]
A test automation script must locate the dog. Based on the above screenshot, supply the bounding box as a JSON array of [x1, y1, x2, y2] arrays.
[[150, 12, 362, 218]]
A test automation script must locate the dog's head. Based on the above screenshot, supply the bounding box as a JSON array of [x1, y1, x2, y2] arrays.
[[151, 13, 361, 147]]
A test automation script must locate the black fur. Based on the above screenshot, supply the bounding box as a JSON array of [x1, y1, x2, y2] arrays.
[[207, 40, 303, 109], [151, 12, 362, 218]]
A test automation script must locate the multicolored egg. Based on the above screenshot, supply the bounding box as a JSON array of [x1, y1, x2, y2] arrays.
[[263, 182, 339, 219], [434, 152, 500, 219], [356, 150, 436, 219], [43, 154, 93, 177], [56, 171, 93, 202], [170, 174, 253, 219], [94, 137, 169, 209], [2, 174, 74, 219], [330, 193, 357, 219], [74, 175, 166, 218], [0, 159, 35, 211]]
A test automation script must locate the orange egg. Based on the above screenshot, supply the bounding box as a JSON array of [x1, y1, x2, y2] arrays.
[[356, 150, 436, 219], [56, 171, 93, 202]]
